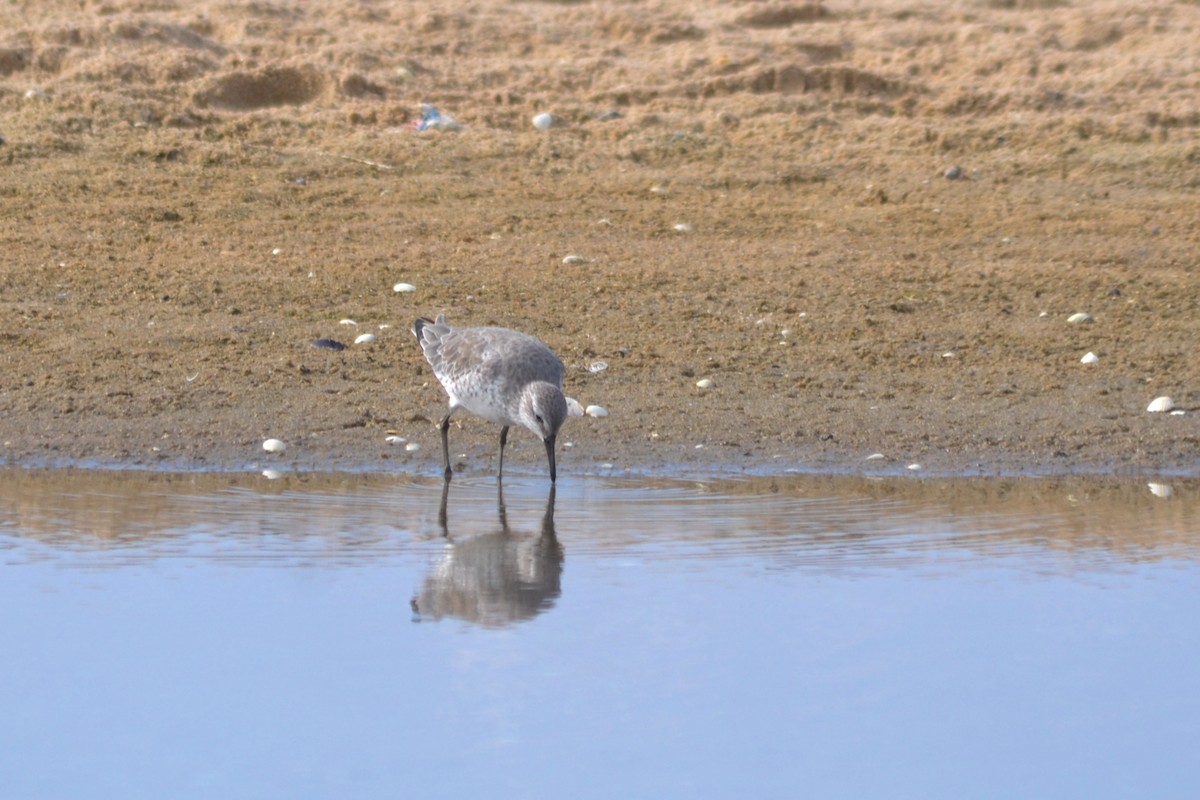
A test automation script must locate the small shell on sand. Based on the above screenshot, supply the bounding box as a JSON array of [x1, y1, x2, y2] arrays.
[[696, 378, 715, 389], [1147, 396, 1176, 413], [1080, 352, 1099, 364], [393, 282, 416, 293], [565, 397, 585, 417], [354, 333, 376, 345], [562, 255, 587, 265], [585, 404, 608, 417], [1067, 312, 1094, 324], [262, 438, 287, 454]]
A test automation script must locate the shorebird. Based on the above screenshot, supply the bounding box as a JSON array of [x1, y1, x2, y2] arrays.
[[412, 314, 568, 481]]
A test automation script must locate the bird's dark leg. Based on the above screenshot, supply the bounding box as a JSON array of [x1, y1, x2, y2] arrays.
[[497, 425, 510, 480], [438, 413, 453, 478]]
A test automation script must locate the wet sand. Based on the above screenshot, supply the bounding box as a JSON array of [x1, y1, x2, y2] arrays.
[[1, 0, 1197, 476]]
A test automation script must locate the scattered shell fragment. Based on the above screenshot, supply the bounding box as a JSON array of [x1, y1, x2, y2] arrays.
[[262, 438, 287, 454], [1147, 482, 1174, 499], [588, 361, 608, 373], [393, 282, 416, 293], [907, 463, 922, 471], [673, 223, 693, 233], [339, 318, 358, 326], [271, 247, 282, 256], [1147, 396, 1176, 413], [354, 333, 377, 345], [941, 351, 955, 359], [1067, 312, 1094, 324], [696, 378, 715, 389], [532, 112, 555, 130], [1080, 352, 1099, 364], [562, 255, 587, 266], [312, 338, 346, 351], [565, 397, 585, 417], [865, 453, 886, 461], [405, 442, 421, 452], [262, 469, 284, 480], [385, 435, 406, 445], [585, 404, 608, 418]]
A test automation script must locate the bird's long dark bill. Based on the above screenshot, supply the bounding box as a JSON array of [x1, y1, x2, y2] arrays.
[[544, 434, 557, 483]]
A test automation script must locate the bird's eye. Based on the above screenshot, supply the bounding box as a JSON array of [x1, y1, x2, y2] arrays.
[[535, 414, 544, 424]]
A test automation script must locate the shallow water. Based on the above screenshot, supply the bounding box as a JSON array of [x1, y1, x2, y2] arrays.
[[2, 469, 1199, 799]]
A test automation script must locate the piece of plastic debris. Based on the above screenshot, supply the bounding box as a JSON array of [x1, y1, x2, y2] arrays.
[[412, 104, 460, 131]]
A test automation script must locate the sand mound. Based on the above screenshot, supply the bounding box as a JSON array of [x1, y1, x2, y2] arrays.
[[193, 64, 328, 110]]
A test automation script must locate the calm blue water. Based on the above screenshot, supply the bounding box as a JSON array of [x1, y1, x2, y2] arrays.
[[1, 470, 1198, 799]]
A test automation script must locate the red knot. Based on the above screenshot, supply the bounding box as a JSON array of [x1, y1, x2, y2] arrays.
[[413, 315, 568, 481]]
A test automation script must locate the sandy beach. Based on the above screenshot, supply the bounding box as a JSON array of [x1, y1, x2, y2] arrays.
[[1, 0, 1197, 476]]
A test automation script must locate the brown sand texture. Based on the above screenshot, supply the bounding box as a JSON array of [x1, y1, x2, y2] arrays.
[[0, 0, 1198, 475]]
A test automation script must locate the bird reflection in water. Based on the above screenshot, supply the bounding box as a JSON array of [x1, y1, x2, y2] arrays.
[[411, 479, 562, 627]]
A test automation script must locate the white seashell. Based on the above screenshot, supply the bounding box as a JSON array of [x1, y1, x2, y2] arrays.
[[271, 247, 282, 256], [696, 378, 715, 389], [1147, 482, 1174, 499], [339, 318, 357, 326], [1067, 312, 1093, 324], [585, 404, 608, 418], [1039, 311, 1049, 318], [907, 463, 922, 471], [354, 333, 377, 345], [392, 282, 416, 293], [565, 397, 585, 417], [1147, 396, 1176, 413], [865, 453, 886, 461], [941, 351, 955, 359], [673, 223, 693, 233], [385, 435, 406, 444], [405, 442, 421, 452], [262, 469, 284, 480], [1170, 409, 1186, 416], [532, 112, 555, 130], [378, 323, 391, 330], [589, 361, 608, 373], [1080, 352, 1099, 364], [262, 438, 287, 454], [562, 255, 587, 265]]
